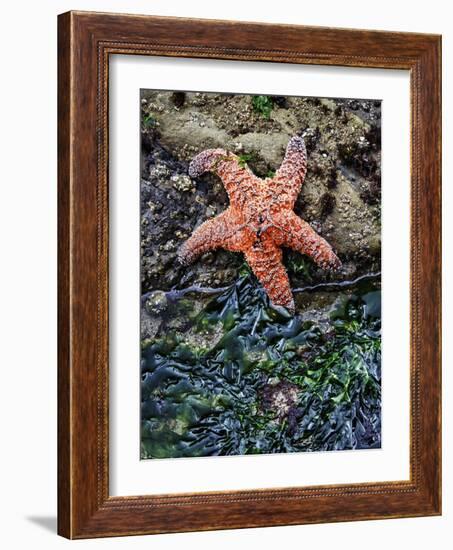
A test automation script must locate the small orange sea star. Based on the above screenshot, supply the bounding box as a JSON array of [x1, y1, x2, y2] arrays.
[[178, 135, 341, 313]]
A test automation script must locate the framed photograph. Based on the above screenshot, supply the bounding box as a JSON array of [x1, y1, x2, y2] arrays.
[[58, 11, 441, 539]]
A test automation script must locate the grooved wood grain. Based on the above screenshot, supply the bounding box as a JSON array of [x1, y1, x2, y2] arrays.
[[57, 10, 442, 539]]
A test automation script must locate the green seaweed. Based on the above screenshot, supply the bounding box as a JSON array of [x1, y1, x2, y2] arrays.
[[286, 253, 316, 281], [141, 274, 381, 459], [142, 113, 157, 128], [252, 95, 274, 119], [237, 153, 254, 168]]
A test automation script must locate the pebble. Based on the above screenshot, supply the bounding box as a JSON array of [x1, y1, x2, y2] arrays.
[[145, 291, 168, 315], [149, 163, 170, 179], [171, 174, 194, 192], [163, 240, 175, 251]]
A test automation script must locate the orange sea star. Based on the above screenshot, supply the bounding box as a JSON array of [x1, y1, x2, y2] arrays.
[[178, 135, 341, 313]]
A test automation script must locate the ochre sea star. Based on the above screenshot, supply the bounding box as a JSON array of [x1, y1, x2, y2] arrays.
[[178, 135, 341, 313]]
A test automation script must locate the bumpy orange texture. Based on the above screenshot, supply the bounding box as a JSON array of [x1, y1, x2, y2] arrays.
[[178, 136, 341, 313]]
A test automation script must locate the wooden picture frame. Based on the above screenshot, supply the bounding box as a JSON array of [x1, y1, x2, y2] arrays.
[[58, 10, 441, 539]]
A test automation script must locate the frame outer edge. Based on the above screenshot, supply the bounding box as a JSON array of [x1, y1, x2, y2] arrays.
[[57, 10, 442, 538], [57, 11, 73, 539], [410, 37, 442, 516], [424, 35, 442, 514], [434, 36, 442, 515], [438, 35, 442, 515]]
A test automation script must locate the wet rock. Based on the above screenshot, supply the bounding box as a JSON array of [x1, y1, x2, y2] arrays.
[[171, 174, 194, 192], [183, 321, 224, 351], [260, 379, 300, 421], [141, 312, 160, 341], [149, 162, 170, 180], [145, 291, 168, 315]]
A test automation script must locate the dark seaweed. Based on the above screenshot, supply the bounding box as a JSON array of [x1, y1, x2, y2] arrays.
[[141, 274, 381, 459]]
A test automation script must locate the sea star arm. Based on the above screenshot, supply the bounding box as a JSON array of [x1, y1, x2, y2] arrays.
[[244, 241, 295, 313], [272, 211, 341, 270], [189, 148, 257, 206], [178, 208, 246, 265], [272, 136, 308, 208]]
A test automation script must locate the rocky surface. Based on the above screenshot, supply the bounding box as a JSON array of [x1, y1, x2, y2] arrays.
[[140, 91, 381, 337]]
